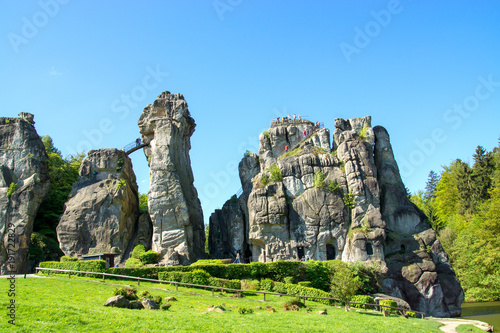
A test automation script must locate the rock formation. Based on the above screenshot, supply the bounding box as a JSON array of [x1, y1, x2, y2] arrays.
[[209, 116, 463, 317], [57, 148, 150, 262], [138, 91, 205, 265], [0, 113, 50, 273]]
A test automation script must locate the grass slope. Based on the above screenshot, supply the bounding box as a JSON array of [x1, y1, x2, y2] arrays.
[[0, 275, 443, 332]]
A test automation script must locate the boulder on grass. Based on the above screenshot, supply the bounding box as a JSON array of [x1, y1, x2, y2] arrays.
[[104, 296, 130, 308], [142, 298, 159, 310], [129, 300, 144, 310]]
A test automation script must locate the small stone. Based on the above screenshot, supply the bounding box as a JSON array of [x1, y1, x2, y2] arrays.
[[141, 298, 159, 310], [104, 295, 130, 308]]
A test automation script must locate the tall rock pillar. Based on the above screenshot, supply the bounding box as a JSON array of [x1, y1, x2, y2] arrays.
[[0, 113, 50, 273], [138, 91, 205, 265]]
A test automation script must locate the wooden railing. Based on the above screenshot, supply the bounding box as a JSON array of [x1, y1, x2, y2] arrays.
[[35, 267, 425, 319]]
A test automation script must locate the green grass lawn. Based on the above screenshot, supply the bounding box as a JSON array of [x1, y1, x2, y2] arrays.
[[0, 275, 444, 332]]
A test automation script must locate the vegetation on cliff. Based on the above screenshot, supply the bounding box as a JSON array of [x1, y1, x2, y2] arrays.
[[411, 142, 500, 301], [29, 136, 82, 264]]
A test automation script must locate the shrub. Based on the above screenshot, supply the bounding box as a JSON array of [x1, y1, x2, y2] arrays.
[[224, 279, 241, 290], [244, 150, 253, 157], [139, 290, 152, 299], [131, 244, 145, 260], [273, 282, 287, 294], [6, 182, 17, 197], [190, 269, 211, 286], [261, 174, 269, 186], [350, 295, 375, 309], [269, 164, 282, 182], [351, 262, 381, 294], [313, 170, 326, 189], [60, 256, 78, 262], [39, 260, 106, 277], [358, 124, 370, 140], [153, 295, 163, 305], [379, 299, 398, 313], [114, 287, 138, 300], [284, 276, 294, 284], [191, 259, 225, 266], [298, 281, 312, 288], [263, 130, 270, 139], [266, 260, 306, 282], [161, 303, 171, 310], [343, 193, 355, 209], [406, 311, 417, 318], [328, 181, 340, 193], [140, 250, 160, 264], [208, 277, 225, 288], [284, 283, 332, 305], [159, 271, 187, 282], [238, 306, 253, 314], [241, 279, 260, 290], [260, 278, 274, 291], [125, 258, 143, 268], [305, 261, 330, 291], [284, 297, 305, 308]]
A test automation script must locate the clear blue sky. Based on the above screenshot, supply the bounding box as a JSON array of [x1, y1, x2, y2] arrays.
[[2, 1, 499, 225]]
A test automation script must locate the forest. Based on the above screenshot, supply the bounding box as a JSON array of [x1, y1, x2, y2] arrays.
[[411, 142, 500, 302], [31, 136, 500, 302]]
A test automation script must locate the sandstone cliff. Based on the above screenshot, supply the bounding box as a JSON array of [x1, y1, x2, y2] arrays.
[[138, 91, 205, 265], [209, 116, 463, 317], [57, 148, 150, 262], [0, 113, 50, 273]]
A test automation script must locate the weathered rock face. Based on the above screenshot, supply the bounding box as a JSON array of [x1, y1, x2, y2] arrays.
[[57, 148, 146, 262], [0, 113, 50, 273], [373, 126, 464, 318], [138, 91, 205, 265], [209, 116, 463, 317]]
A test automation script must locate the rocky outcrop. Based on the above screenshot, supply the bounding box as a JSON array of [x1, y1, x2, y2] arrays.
[[138, 91, 205, 265], [57, 148, 147, 262], [0, 113, 50, 273], [373, 126, 464, 318], [209, 116, 463, 317]]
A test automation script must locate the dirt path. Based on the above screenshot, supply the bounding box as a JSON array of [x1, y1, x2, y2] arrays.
[[431, 318, 493, 332]]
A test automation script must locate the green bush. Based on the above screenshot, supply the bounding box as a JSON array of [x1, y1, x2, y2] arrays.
[[260, 278, 274, 291], [107, 267, 164, 280], [158, 271, 187, 282], [313, 170, 326, 189], [298, 281, 312, 288], [140, 250, 160, 264], [191, 269, 211, 286], [238, 306, 253, 314], [131, 244, 145, 260], [241, 279, 260, 290], [379, 299, 398, 313], [224, 279, 241, 290], [6, 182, 17, 197], [284, 297, 306, 308], [125, 258, 143, 268], [153, 295, 163, 305], [191, 259, 225, 266], [266, 260, 306, 282], [328, 181, 340, 193], [273, 282, 287, 294], [114, 287, 138, 300], [161, 303, 171, 311], [305, 260, 331, 291], [284, 276, 294, 284], [139, 290, 152, 299], [350, 295, 375, 309], [269, 164, 282, 182], [406, 311, 417, 318], [38, 260, 106, 277], [60, 256, 78, 262], [284, 283, 332, 305], [351, 262, 381, 294], [208, 277, 225, 288], [343, 193, 355, 209], [261, 174, 269, 186]]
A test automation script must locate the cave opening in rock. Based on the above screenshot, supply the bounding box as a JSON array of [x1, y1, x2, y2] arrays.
[[326, 244, 336, 260], [297, 246, 304, 260], [366, 242, 373, 256]]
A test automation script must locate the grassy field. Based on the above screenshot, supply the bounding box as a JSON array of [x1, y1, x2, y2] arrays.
[[0, 275, 444, 332]]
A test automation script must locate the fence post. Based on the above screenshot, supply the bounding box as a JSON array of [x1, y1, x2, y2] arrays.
[[137, 279, 140, 286], [212, 289, 214, 297], [263, 293, 266, 302], [102, 274, 105, 282], [68, 272, 71, 279], [176, 284, 178, 292]]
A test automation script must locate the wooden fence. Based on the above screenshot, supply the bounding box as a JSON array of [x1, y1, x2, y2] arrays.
[[35, 267, 425, 319]]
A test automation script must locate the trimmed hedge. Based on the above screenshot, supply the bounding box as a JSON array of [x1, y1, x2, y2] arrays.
[[283, 283, 333, 305], [350, 295, 375, 309], [379, 299, 398, 313], [158, 271, 241, 290], [39, 260, 106, 276]]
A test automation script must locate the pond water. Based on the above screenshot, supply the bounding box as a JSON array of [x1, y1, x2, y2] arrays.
[[461, 301, 500, 329]]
